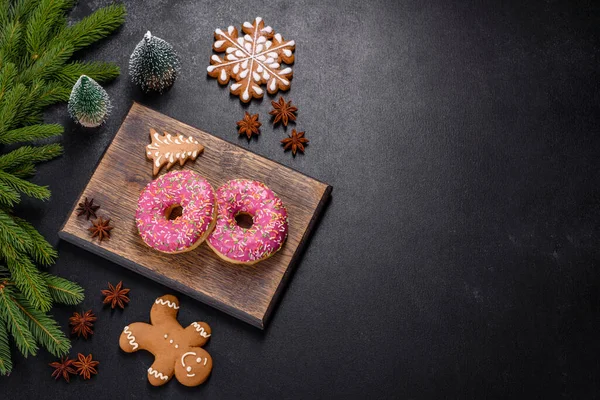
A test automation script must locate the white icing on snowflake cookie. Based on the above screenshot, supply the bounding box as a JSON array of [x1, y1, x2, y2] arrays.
[[207, 17, 295, 103]]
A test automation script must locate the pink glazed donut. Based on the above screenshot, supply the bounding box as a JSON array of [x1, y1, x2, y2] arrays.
[[136, 170, 216, 254], [207, 179, 288, 265]]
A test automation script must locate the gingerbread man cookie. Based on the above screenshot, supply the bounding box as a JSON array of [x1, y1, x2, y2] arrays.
[[119, 295, 213, 387]]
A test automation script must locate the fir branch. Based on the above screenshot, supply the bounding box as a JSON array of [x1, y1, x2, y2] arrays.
[[9, 79, 46, 125], [0, 235, 18, 261], [10, 0, 40, 22], [0, 62, 18, 103], [55, 61, 120, 85], [3, 80, 56, 132], [13, 81, 71, 126], [0, 284, 37, 357], [41, 273, 83, 305], [0, 316, 12, 375], [25, 0, 72, 59], [18, 112, 41, 127], [13, 293, 70, 357], [13, 217, 57, 266], [17, 41, 73, 84], [0, 20, 22, 65], [34, 81, 71, 108], [0, 144, 63, 171], [0, 170, 51, 200], [58, 3, 126, 51], [0, 83, 28, 134], [9, 163, 35, 179], [0, 208, 32, 253], [0, 181, 20, 207], [0, 123, 63, 145], [0, 0, 126, 373], [0, 1, 10, 25], [5, 253, 52, 312]]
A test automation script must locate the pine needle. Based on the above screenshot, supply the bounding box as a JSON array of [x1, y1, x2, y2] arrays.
[[0, 62, 18, 102], [13, 293, 70, 357], [0, 124, 63, 145], [0, 264, 9, 278], [35, 81, 71, 107], [13, 217, 57, 266], [0, 170, 51, 201], [0, 83, 28, 134], [0, 21, 22, 65], [25, 0, 72, 58], [0, 285, 37, 357], [17, 41, 74, 84], [8, 163, 35, 179], [0, 144, 63, 171], [0, 317, 13, 375], [0, 181, 20, 207], [58, 4, 126, 52], [55, 61, 120, 86], [5, 253, 52, 312], [0, 209, 32, 253], [10, 0, 40, 22], [41, 273, 84, 305], [0, 1, 9, 25]]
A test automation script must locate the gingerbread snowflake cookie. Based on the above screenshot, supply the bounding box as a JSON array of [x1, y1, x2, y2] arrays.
[[119, 295, 213, 387], [207, 17, 295, 102]]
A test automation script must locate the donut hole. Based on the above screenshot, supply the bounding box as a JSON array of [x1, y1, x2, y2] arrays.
[[165, 204, 184, 220], [235, 212, 254, 229]]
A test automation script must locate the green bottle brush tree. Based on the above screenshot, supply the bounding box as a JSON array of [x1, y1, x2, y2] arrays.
[[129, 31, 181, 93], [0, 0, 126, 375], [68, 75, 111, 127]]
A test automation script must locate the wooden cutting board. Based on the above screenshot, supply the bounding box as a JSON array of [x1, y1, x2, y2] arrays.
[[59, 102, 332, 329]]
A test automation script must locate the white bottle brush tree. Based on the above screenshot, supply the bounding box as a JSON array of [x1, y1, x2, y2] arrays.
[[68, 75, 111, 127], [129, 31, 181, 93]]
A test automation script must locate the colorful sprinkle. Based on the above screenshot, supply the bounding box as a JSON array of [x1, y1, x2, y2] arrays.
[[136, 170, 216, 253], [207, 179, 288, 263]]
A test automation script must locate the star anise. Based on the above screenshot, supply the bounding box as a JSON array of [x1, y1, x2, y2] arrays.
[[49, 357, 76, 382], [269, 97, 298, 127], [281, 129, 309, 156], [76, 197, 100, 220], [69, 310, 97, 339], [88, 217, 113, 242], [236, 112, 261, 139], [73, 353, 99, 380], [101, 281, 130, 309]]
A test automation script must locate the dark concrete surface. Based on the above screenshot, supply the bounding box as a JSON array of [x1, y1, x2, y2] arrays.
[[2, 0, 599, 398]]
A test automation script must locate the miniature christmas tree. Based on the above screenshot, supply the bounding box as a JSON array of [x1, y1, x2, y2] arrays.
[[129, 31, 181, 93], [68, 75, 111, 127]]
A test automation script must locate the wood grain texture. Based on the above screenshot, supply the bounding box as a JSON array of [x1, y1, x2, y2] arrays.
[[59, 102, 332, 329]]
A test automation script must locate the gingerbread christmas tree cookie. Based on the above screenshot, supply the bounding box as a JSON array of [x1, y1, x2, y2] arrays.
[[207, 17, 295, 102], [146, 128, 204, 175], [119, 295, 213, 387]]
